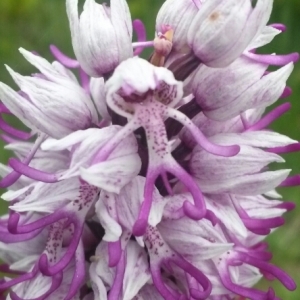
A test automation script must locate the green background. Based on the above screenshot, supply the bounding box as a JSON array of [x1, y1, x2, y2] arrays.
[[0, 0, 299, 298]]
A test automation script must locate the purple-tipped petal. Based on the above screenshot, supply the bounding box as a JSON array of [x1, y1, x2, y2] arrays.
[[246, 103, 291, 132], [276, 202, 296, 211], [167, 107, 240, 157], [0, 171, 23, 189], [173, 256, 212, 299], [133, 19, 147, 56], [39, 217, 83, 276], [240, 253, 296, 291], [161, 172, 173, 196], [0, 133, 18, 143], [108, 240, 122, 267], [0, 264, 38, 291], [281, 86, 292, 98], [247, 249, 272, 261], [108, 251, 126, 300], [182, 201, 203, 220], [0, 116, 31, 140], [50, 45, 80, 68], [204, 210, 218, 226], [0, 133, 46, 188], [150, 265, 178, 300], [243, 217, 284, 229], [268, 143, 300, 154], [0, 264, 24, 276], [64, 241, 85, 300], [92, 120, 140, 164], [8, 158, 59, 183], [166, 162, 206, 220], [8, 210, 68, 234], [0, 227, 43, 243], [280, 175, 300, 187], [270, 23, 287, 32], [246, 52, 299, 66], [0, 103, 11, 114], [132, 170, 158, 237], [10, 272, 63, 300], [79, 68, 90, 94], [220, 263, 279, 300], [132, 218, 148, 237]]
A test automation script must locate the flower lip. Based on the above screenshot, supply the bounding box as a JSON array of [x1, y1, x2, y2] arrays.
[[145, 226, 212, 299]]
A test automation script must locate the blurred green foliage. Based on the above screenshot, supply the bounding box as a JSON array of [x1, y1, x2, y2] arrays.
[[0, 0, 299, 298]]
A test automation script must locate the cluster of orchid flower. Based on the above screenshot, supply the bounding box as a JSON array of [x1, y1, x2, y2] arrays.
[[0, 0, 299, 299]]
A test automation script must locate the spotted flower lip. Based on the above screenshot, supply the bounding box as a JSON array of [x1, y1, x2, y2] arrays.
[[0, 0, 299, 299], [94, 56, 240, 235]]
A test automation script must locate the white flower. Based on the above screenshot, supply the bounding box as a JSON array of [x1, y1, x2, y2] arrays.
[[0, 48, 97, 138], [156, 0, 201, 53], [188, 0, 273, 67], [66, 0, 133, 77]]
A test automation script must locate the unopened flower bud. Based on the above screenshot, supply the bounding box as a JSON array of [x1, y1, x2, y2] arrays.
[[188, 0, 272, 67], [66, 0, 133, 77], [156, 0, 201, 53]]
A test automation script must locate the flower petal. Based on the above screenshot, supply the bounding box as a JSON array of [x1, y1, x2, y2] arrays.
[[122, 241, 150, 300], [80, 153, 141, 193], [158, 215, 233, 261]]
